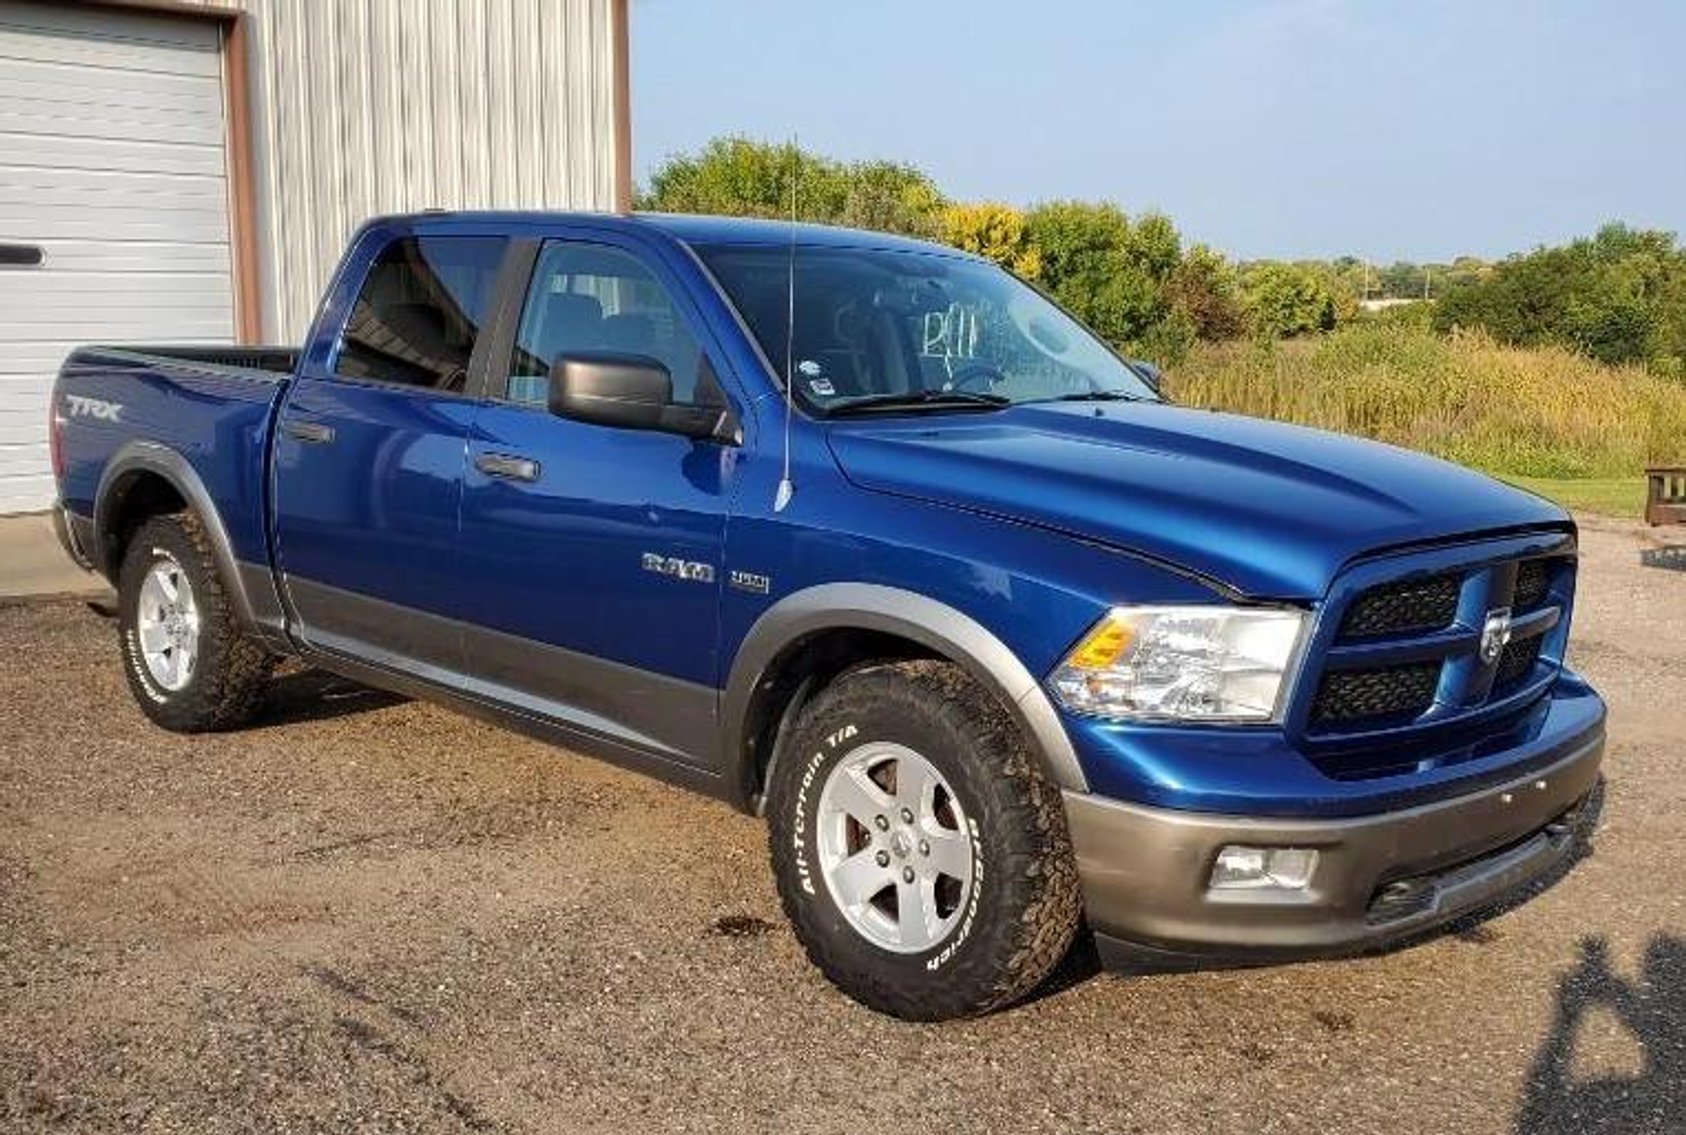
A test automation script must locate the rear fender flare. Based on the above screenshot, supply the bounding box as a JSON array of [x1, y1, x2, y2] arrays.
[[94, 441, 264, 630]]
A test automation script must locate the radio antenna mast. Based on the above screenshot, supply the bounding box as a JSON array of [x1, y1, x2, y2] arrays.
[[773, 137, 798, 513]]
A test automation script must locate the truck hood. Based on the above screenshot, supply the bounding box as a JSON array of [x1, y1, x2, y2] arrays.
[[825, 401, 1568, 599]]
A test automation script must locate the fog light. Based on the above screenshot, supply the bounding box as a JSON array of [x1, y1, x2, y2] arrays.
[[1210, 846, 1318, 891]]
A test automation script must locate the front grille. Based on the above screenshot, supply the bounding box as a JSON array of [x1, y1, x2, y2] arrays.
[[1339, 574, 1460, 639], [1493, 634, 1544, 689], [1299, 540, 1575, 776], [1513, 559, 1552, 610], [1311, 662, 1440, 724]]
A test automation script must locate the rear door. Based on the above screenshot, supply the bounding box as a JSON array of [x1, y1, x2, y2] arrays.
[[272, 229, 508, 674], [451, 231, 744, 766]]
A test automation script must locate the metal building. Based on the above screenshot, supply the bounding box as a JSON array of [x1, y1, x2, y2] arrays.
[[0, 0, 630, 513]]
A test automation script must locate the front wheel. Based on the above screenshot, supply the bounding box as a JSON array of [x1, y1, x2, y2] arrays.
[[766, 660, 1082, 1019]]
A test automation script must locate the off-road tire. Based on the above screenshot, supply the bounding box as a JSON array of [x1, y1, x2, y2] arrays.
[[766, 659, 1082, 1020], [117, 512, 273, 732]]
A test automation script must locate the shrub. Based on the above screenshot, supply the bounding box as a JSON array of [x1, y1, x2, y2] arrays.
[[1169, 323, 1686, 478]]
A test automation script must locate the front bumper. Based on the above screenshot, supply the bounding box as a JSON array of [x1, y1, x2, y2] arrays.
[[1064, 725, 1603, 968]]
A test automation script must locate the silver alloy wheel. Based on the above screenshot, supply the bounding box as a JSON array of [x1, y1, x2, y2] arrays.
[[815, 741, 975, 954], [136, 555, 200, 692]]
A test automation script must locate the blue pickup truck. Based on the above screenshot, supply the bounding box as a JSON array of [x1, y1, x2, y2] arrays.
[[50, 211, 1605, 1019]]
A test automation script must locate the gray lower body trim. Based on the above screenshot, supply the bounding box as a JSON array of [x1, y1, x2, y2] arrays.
[[1065, 730, 1604, 963], [301, 644, 729, 804], [282, 576, 718, 769], [235, 561, 291, 650]]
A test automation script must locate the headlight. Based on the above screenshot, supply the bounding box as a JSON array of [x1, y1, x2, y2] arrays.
[[1049, 606, 1306, 722]]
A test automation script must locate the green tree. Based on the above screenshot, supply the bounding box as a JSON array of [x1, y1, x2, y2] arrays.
[[637, 137, 943, 237], [839, 159, 945, 238], [1168, 244, 1246, 340], [1434, 222, 1686, 368], [1241, 262, 1337, 338], [1023, 201, 1177, 357]]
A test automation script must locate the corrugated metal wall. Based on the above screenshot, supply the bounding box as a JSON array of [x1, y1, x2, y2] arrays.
[[171, 0, 621, 341]]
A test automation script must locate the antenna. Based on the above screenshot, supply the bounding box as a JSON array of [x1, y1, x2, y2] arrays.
[[773, 137, 798, 513]]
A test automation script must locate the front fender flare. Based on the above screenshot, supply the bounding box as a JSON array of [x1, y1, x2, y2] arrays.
[[723, 583, 1090, 800]]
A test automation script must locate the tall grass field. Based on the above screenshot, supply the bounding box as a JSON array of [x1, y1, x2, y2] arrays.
[[1168, 325, 1686, 513]]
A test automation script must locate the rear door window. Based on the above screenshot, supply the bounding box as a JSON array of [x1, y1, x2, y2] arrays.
[[335, 236, 508, 392]]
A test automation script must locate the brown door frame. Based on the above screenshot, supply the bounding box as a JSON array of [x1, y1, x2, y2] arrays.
[[54, 0, 264, 343], [610, 0, 632, 213]]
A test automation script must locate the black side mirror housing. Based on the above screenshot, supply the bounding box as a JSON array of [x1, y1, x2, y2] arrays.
[[1128, 358, 1164, 396], [549, 352, 737, 443]]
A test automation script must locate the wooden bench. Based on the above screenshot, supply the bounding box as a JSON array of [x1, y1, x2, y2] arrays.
[[1645, 467, 1686, 525]]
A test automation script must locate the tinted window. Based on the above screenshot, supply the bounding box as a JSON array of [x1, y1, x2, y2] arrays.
[[335, 236, 508, 390], [507, 241, 716, 407]]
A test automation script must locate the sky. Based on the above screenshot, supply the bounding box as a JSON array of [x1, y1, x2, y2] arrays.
[[630, 0, 1686, 263]]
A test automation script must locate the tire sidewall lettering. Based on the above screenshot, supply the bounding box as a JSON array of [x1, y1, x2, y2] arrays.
[[122, 549, 178, 706], [790, 723, 857, 897]]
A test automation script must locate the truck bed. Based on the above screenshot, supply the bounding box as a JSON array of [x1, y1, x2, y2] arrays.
[[53, 343, 301, 581], [70, 344, 301, 377]]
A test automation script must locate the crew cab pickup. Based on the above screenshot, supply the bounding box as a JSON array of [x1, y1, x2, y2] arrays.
[[50, 212, 1606, 1019]]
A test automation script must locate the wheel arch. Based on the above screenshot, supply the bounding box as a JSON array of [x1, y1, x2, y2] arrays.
[[724, 583, 1090, 811], [95, 442, 261, 631]]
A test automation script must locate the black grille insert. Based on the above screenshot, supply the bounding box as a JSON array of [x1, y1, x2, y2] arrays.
[[1312, 662, 1440, 725], [1513, 559, 1552, 610], [1340, 574, 1460, 639], [1493, 634, 1544, 689]]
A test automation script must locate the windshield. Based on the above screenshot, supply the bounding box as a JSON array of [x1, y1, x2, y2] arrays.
[[694, 244, 1158, 411]]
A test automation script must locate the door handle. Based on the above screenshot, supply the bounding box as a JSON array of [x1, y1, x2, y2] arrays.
[[475, 452, 540, 483], [284, 421, 335, 445]]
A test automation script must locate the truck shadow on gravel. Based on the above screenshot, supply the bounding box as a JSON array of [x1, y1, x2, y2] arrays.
[[253, 669, 406, 728], [1514, 933, 1686, 1134]]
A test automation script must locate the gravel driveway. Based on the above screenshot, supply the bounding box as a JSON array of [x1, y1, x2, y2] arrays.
[[2, 515, 1682, 1134]]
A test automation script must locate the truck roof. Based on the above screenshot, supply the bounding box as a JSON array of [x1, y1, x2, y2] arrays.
[[385, 209, 975, 258]]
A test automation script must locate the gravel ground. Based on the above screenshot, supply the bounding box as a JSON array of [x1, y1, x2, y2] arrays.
[[2, 515, 1682, 1135]]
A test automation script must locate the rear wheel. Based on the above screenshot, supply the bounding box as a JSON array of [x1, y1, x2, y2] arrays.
[[117, 513, 273, 732], [766, 659, 1082, 1020]]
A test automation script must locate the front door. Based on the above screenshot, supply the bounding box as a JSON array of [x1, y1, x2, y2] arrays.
[[452, 234, 743, 766], [272, 230, 508, 674]]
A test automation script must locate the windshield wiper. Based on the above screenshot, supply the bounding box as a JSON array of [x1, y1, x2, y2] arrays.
[[1038, 390, 1152, 404], [825, 389, 1011, 416]]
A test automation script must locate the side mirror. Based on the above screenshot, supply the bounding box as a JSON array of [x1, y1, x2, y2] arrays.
[[1128, 358, 1163, 396], [548, 353, 738, 443], [550, 352, 671, 431]]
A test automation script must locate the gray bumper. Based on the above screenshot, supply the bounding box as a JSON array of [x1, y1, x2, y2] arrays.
[[1064, 733, 1603, 967]]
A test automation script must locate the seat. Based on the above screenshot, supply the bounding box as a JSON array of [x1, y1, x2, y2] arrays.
[[530, 292, 605, 369]]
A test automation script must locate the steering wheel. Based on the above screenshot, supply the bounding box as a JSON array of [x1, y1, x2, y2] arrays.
[[946, 363, 1009, 393]]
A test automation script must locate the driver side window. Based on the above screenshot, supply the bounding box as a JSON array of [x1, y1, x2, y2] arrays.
[[506, 241, 720, 408]]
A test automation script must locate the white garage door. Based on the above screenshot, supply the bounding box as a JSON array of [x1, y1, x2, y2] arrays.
[[0, 1, 233, 513]]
